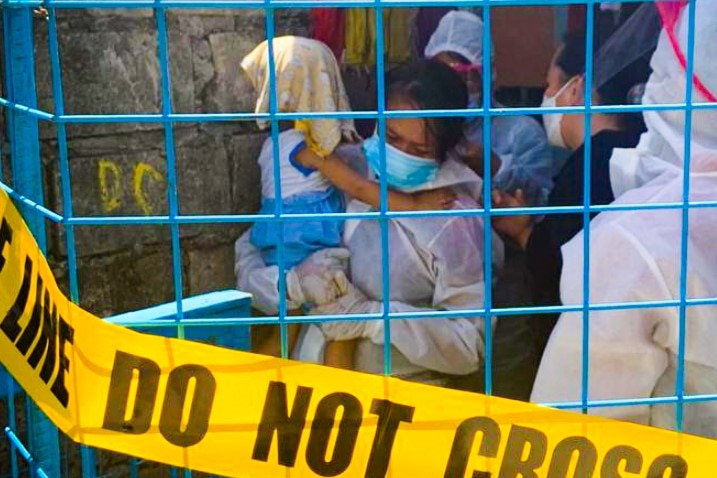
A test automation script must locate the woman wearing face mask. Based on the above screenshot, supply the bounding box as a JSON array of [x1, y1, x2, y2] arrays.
[[237, 59, 501, 388], [424, 11, 554, 207], [492, 28, 652, 375]]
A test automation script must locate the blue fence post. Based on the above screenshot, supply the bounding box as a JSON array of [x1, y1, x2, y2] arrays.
[[3, 5, 62, 477]]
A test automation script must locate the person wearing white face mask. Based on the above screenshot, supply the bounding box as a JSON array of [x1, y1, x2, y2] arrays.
[[424, 11, 553, 208], [492, 24, 653, 389], [531, 0, 717, 437], [541, 31, 647, 153], [237, 60, 503, 388]]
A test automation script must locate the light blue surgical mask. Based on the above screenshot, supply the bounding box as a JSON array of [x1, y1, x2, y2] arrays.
[[362, 134, 439, 192]]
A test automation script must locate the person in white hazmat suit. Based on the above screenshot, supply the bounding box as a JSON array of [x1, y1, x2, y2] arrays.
[[531, 0, 717, 437], [424, 11, 553, 207], [236, 60, 504, 388]]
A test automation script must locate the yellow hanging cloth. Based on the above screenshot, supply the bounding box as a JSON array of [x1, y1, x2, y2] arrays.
[[366, 8, 389, 65], [386, 8, 415, 64], [344, 8, 369, 66], [344, 8, 414, 66]]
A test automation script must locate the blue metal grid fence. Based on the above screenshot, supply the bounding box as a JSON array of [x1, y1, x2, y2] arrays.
[[0, 0, 716, 476]]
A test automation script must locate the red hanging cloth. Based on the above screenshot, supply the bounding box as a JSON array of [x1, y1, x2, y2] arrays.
[[311, 8, 345, 61]]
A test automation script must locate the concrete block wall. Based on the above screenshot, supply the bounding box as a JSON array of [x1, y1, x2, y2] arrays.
[[1, 8, 310, 316]]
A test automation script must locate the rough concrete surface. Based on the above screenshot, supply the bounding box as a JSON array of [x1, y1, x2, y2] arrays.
[[0, 8, 310, 314]]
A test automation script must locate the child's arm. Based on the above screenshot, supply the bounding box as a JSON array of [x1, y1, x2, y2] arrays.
[[459, 139, 502, 179], [323, 339, 357, 370], [296, 148, 455, 211]]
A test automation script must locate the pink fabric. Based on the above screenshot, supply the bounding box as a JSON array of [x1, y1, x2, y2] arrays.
[[656, 1, 716, 102]]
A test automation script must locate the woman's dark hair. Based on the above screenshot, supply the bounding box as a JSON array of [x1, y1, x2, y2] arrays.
[[556, 29, 652, 134], [555, 31, 596, 79], [386, 59, 468, 161]]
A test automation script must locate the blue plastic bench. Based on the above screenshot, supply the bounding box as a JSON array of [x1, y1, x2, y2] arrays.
[[1, 290, 253, 399]]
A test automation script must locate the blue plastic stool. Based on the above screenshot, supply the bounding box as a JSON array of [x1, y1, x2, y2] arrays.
[[0, 290, 254, 401], [105, 290, 254, 350]]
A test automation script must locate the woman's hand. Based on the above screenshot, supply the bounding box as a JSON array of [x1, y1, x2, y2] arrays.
[[491, 189, 533, 250], [310, 281, 381, 341], [410, 187, 457, 211], [286, 249, 351, 306], [456, 139, 502, 179]]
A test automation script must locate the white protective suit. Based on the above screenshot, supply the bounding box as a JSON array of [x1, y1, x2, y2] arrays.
[[236, 148, 503, 386], [609, 0, 717, 198], [532, 1, 717, 437]]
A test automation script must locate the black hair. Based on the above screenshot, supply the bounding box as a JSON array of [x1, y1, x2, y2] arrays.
[[386, 59, 468, 161], [556, 29, 652, 134], [555, 31, 596, 79]]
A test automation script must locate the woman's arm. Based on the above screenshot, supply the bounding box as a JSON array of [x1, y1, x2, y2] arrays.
[[314, 212, 490, 375], [315, 296, 484, 376], [457, 138, 502, 180], [296, 148, 455, 211], [491, 189, 533, 249], [234, 231, 350, 313]]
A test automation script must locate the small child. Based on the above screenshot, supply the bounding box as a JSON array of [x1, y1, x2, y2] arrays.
[[242, 37, 455, 369]]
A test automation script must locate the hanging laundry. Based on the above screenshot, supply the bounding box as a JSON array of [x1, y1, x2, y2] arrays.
[[311, 8, 345, 61], [366, 8, 390, 66], [344, 8, 371, 66], [344, 8, 415, 66], [386, 8, 415, 64]]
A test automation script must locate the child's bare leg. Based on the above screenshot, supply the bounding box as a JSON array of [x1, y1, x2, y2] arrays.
[[251, 310, 303, 357], [323, 340, 357, 369]]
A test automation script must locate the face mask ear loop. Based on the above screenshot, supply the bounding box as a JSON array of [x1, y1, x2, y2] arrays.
[[560, 75, 581, 104]]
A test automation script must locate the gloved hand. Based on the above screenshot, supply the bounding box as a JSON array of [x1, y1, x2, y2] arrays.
[[311, 282, 381, 341], [286, 248, 351, 307]]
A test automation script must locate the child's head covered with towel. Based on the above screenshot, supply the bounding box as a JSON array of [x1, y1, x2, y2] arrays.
[[241, 36, 360, 158]]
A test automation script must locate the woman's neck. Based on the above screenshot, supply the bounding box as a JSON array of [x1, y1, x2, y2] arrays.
[[591, 113, 622, 135]]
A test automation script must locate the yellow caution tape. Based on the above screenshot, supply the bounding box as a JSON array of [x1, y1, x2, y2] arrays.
[[1, 187, 716, 477]]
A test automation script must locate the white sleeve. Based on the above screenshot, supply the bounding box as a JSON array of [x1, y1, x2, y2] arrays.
[[335, 143, 369, 178], [531, 223, 671, 424], [234, 230, 300, 314], [362, 216, 489, 376]]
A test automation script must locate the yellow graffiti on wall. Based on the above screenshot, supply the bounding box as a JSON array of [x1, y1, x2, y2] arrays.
[[98, 160, 164, 215], [133, 163, 165, 216], [98, 160, 122, 213]]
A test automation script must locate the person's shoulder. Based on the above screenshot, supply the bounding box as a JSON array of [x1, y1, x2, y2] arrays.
[[592, 129, 641, 150], [398, 197, 483, 251], [512, 114, 544, 130], [496, 113, 545, 136], [280, 128, 307, 145], [432, 197, 484, 239], [335, 142, 364, 162], [562, 214, 642, 271], [495, 114, 550, 152], [257, 129, 309, 168]]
